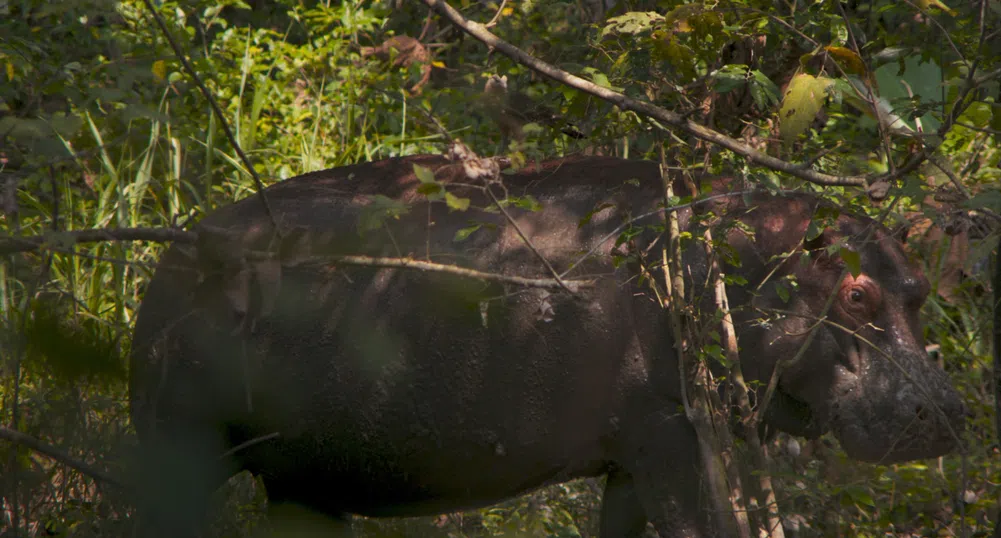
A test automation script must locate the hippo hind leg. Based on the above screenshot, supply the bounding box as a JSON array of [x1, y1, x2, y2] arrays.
[[600, 468, 651, 537]]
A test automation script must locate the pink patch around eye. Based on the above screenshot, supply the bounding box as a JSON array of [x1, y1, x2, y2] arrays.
[[764, 214, 786, 233]]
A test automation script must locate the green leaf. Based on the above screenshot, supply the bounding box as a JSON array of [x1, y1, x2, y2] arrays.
[[959, 101, 993, 127], [579, 202, 615, 228], [804, 220, 823, 242], [359, 195, 409, 232], [963, 190, 1001, 213], [847, 486, 876, 507], [839, 247, 862, 278], [712, 64, 749, 94], [601, 11, 664, 37], [750, 70, 780, 109], [413, 164, 436, 183], [416, 182, 443, 198], [454, 223, 482, 242], [872, 57, 942, 132], [723, 274, 748, 286], [445, 192, 470, 211], [507, 195, 543, 212], [775, 281, 790, 303], [779, 74, 834, 142]]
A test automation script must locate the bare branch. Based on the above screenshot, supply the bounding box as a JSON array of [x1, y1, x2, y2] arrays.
[[0, 228, 196, 256], [937, 0, 991, 139], [291, 254, 594, 292], [421, 0, 869, 188], [561, 190, 768, 279], [0, 426, 127, 491], [483, 185, 576, 294]]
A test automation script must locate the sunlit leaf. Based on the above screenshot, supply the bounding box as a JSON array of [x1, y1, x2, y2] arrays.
[[152, 59, 167, 81], [445, 192, 470, 211], [413, 164, 436, 183], [454, 223, 482, 242], [824, 46, 866, 75], [779, 74, 834, 142], [601, 11, 664, 37]]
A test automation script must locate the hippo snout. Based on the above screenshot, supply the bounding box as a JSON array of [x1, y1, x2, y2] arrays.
[[833, 374, 967, 463]]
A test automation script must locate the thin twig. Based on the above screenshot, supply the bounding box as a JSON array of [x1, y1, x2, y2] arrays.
[[485, 0, 508, 27], [421, 0, 872, 188], [754, 194, 905, 422], [293, 254, 594, 292], [936, 0, 989, 138], [955, 121, 1001, 136], [0, 227, 196, 256], [759, 309, 966, 451], [140, 0, 277, 229], [482, 185, 575, 294], [0, 426, 128, 490], [561, 190, 772, 279]]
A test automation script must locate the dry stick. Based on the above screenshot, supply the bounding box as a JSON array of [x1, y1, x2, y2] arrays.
[[481, 184, 575, 294], [422, 0, 872, 188], [0, 227, 197, 255], [703, 226, 784, 538], [140, 0, 277, 229], [752, 267, 845, 426], [0, 225, 587, 291], [658, 158, 743, 538], [0, 426, 127, 491], [993, 242, 1001, 538], [295, 254, 593, 292], [3, 190, 765, 283]]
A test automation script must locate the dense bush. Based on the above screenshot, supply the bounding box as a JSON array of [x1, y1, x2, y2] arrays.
[[1, 0, 998, 536]]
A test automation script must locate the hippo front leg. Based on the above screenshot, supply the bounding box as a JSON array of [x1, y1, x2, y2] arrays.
[[612, 408, 716, 538]]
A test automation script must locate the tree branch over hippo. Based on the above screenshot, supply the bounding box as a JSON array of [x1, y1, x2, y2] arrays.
[[421, 0, 878, 188]]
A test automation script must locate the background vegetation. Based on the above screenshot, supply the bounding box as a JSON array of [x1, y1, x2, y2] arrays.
[[0, 0, 999, 536]]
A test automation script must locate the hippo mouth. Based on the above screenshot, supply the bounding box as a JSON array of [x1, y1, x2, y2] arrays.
[[829, 408, 961, 463], [765, 387, 827, 440], [826, 339, 964, 463]]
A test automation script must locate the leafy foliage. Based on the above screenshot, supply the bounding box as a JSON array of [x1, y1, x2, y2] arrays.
[[0, 0, 999, 536]]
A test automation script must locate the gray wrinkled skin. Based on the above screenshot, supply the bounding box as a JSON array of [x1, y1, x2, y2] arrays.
[[130, 155, 968, 537]]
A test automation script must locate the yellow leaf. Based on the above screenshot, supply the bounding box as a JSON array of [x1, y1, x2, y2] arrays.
[[664, 4, 703, 33], [824, 46, 866, 75], [501, 6, 513, 15], [779, 74, 834, 142], [432, 60, 445, 68], [152, 60, 167, 82], [915, 0, 956, 15], [5, 62, 13, 81]]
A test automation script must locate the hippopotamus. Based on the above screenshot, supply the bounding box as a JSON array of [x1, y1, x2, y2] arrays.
[[129, 155, 968, 537]]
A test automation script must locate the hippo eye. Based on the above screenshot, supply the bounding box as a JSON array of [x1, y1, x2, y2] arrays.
[[848, 289, 865, 303]]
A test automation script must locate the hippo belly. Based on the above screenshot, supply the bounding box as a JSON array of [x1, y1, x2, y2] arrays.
[[180, 264, 669, 519]]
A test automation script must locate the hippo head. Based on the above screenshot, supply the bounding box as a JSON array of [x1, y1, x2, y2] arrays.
[[737, 202, 968, 463]]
